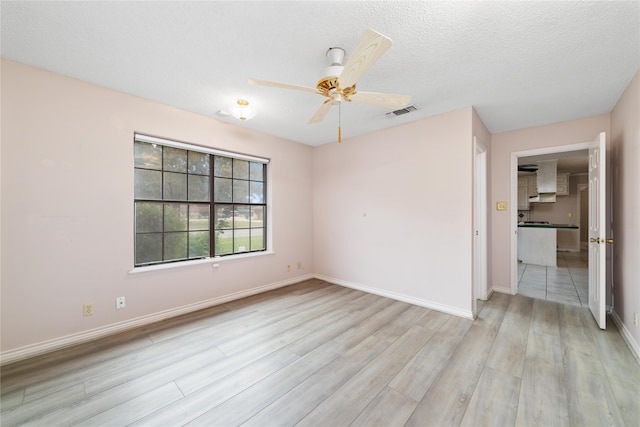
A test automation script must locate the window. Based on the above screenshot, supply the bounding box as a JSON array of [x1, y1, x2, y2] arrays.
[[134, 134, 268, 267]]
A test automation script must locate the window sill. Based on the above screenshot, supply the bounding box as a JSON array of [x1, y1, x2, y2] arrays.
[[128, 251, 276, 274]]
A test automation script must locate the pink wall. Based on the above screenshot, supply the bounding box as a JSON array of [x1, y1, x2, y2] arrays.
[[0, 59, 314, 358], [610, 69, 640, 349], [490, 114, 610, 292], [312, 107, 475, 316], [472, 108, 492, 154], [3, 56, 637, 361]]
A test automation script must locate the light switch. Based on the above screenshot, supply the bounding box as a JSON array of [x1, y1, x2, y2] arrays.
[[496, 201, 508, 211]]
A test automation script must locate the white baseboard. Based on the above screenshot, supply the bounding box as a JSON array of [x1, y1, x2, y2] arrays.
[[610, 310, 640, 365], [492, 285, 515, 295], [0, 274, 314, 366], [475, 288, 494, 301], [314, 274, 474, 320], [484, 288, 495, 300]]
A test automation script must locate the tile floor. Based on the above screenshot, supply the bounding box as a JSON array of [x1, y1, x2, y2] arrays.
[[518, 250, 589, 306]]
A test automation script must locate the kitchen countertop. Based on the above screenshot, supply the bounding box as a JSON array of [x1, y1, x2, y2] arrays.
[[518, 223, 579, 229]]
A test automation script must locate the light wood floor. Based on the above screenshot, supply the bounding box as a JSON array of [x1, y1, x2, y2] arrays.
[[1, 279, 639, 426]]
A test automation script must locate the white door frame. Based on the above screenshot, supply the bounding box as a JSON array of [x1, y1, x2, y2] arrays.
[[510, 142, 591, 294], [473, 137, 488, 314]]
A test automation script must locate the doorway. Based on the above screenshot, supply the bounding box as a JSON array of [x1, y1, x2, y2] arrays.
[[512, 133, 608, 329], [516, 152, 589, 306], [511, 143, 591, 303]]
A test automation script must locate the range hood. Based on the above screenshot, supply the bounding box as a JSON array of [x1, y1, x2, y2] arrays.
[[529, 160, 557, 203]]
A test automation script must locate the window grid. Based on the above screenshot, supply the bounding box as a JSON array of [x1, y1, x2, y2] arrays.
[[212, 156, 266, 257], [134, 139, 266, 267], [213, 203, 266, 255]]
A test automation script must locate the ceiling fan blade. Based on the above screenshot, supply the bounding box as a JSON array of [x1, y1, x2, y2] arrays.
[[339, 29, 392, 89], [248, 78, 320, 94], [348, 91, 411, 110], [308, 99, 333, 124]]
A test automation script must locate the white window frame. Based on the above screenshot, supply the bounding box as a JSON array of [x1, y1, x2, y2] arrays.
[[131, 133, 273, 273]]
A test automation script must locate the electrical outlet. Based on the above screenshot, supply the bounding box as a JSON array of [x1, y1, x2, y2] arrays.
[[297, 262, 302, 270], [287, 265, 291, 272], [83, 303, 94, 316], [116, 296, 126, 310], [634, 312, 638, 327]]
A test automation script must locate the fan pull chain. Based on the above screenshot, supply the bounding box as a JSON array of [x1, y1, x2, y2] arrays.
[[338, 101, 342, 143]]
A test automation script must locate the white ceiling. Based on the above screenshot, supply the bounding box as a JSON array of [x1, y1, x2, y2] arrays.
[[1, 1, 638, 146]]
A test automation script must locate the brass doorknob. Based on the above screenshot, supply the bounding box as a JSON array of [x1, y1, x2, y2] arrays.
[[590, 237, 614, 244]]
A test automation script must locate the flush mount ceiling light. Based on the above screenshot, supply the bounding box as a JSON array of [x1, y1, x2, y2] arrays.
[[229, 99, 256, 121]]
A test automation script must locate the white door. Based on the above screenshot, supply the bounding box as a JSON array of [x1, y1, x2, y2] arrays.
[[473, 138, 488, 306], [588, 132, 607, 329]]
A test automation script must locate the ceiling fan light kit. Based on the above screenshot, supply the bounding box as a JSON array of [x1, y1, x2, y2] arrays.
[[249, 28, 412, 143], [319, 47, 345, 81]]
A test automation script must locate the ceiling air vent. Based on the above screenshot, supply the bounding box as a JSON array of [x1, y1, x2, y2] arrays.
[[386, 105, 418, 118]]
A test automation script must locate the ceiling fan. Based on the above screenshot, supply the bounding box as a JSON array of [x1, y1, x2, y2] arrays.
[[249, 29, 412, 142]]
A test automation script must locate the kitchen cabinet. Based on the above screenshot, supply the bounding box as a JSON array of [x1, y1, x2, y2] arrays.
[[518, 172, 568, 210], [556, 173, 569, 196], [518, 227, 556, 266], [518, 223, 579, 266], [518, 176, 530, 210], [527, 175, 538, 196]]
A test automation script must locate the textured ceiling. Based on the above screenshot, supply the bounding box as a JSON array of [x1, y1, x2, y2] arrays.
[[1, 1, 638, 146]]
